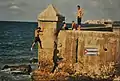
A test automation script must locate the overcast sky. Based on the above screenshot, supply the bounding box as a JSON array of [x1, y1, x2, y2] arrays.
[[0, 0, 120, 22]]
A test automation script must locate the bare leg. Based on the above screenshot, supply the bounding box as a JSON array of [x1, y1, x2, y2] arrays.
[[39, 41, 42, 49], [31, 42, 35, 51], [78, 25, 81, 30]]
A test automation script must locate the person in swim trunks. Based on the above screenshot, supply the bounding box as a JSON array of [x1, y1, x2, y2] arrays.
[[77, 5, 84, 30], [31, 27, 42, 51]]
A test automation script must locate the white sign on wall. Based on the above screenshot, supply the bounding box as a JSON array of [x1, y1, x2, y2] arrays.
[[84, 48, 98, 56]]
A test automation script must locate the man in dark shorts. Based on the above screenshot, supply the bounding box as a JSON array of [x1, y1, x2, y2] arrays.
[[31, 27, 42, 51], [77, 5, 84, 30]]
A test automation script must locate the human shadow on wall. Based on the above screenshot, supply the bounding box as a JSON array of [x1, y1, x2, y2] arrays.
[[51, 28, 63, 73], [51, 43, 63, 73]]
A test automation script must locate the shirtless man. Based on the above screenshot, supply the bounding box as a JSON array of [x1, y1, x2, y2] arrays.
[[31, 27, 42, 51], [72, 21, 77, 30], [62, 22, 68, 30], [77, 5, 84, 30]]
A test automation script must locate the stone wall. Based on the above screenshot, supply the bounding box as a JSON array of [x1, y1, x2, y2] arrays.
[[33, 30, 120, 81], [38, 21, 58, 72], [37, 29, 120, 74], [37, 4, 65, 72], [57, 30, 120, 74], [58, 30, 119, 63]]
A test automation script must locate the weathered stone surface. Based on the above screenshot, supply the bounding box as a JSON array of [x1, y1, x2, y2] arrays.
[[56, 30, 120, 76], [32, 69, 69, 81], [38, 4, 64, 22], [37, 4, 65, 73], [35, 29, 120, 80]]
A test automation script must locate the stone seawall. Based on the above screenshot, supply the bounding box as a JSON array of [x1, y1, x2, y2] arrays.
[[58, 30, 119, 65], [57, 30, 120, 75], [32, 30, 120, 81]]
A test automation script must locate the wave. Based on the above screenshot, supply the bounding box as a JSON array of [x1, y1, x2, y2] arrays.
[[0, 63, 38, 81], [0, 71, 31, 81]]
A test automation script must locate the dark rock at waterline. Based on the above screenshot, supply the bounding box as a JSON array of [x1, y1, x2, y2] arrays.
[[29, 57, 38, 64], [1, 65, 32, 75]]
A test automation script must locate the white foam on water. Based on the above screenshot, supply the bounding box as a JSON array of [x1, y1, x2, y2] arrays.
[[10, 70, 23, 73], [11, 75, 31, 80], [1, 68, 11, 72], [0, 70, 31, 81]]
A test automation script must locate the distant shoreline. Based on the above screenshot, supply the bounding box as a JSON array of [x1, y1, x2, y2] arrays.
[[0, 21, 37, 23], [0, 21, 120, 27]]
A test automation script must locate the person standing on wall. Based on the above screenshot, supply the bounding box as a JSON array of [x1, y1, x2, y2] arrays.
[[77, 5, 84, 30]]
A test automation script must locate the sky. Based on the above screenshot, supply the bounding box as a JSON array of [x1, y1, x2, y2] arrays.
[[0, 0, 120, 22]]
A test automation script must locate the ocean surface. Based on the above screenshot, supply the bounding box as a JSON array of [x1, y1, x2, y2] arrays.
[[0, 21, 38, 81]]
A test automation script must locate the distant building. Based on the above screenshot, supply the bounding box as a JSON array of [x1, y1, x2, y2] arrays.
[[84, 19, 113, 27]]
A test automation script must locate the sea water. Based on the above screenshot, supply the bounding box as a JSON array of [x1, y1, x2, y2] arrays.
[[0, 21, 38, 81]]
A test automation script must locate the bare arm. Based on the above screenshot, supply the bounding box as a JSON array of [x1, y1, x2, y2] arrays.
[[81, 9, 84, 17]]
